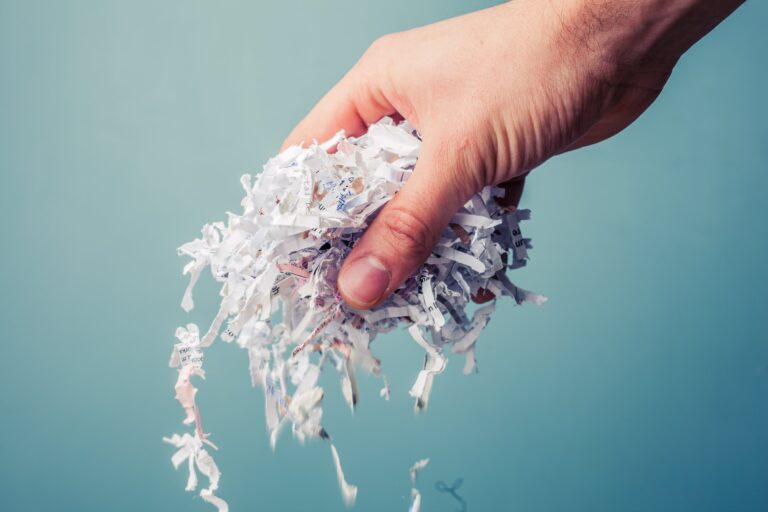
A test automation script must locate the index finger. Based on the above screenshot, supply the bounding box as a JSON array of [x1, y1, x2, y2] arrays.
[[280, 46, 398, 150]]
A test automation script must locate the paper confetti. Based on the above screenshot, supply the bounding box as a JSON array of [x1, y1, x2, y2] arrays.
[[164, 117, 545, 510]]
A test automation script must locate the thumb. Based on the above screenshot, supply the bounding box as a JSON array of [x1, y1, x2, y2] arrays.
[[337, 141, 471, 309]]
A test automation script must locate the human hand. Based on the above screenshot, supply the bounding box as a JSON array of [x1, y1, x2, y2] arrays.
[[282, 0, 743, 310]]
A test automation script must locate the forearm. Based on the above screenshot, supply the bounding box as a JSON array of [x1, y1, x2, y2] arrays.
[[549, 0, 745, 86]]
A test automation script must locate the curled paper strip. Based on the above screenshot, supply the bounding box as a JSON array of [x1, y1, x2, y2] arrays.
[[409, 458, 430, 484], [163, 433, 227, 512], [435, 477, 468, 512], [165, 117, 544, 509]]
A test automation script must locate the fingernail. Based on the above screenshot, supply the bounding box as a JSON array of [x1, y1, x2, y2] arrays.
[[339, 255, 391, 307]]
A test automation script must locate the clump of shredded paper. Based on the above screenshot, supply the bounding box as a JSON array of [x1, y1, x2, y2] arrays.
[[165, 117, 545, 510]]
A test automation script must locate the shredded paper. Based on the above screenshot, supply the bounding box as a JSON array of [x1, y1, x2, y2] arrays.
[[165, 117, 545, 510], [409, 458, 430, 512]]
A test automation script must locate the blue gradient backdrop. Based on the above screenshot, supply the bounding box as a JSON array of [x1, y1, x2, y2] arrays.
[[1, 1, 766, 511]]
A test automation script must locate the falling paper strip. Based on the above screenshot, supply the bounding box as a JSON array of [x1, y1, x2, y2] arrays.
[[409, 458, 430, 512], [164, 117, 545, 510], [331, 443, 359, 507], [410, 458, 430, 484]]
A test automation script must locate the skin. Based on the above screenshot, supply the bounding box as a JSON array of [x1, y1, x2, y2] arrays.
[[281, 0, 744, 310]]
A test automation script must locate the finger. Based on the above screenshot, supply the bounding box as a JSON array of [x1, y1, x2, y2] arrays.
[[337, 140, 470, 309], [280, 45, 398, 151]]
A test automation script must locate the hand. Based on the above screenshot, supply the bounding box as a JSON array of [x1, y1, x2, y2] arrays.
[[282, 0, 742, 310]]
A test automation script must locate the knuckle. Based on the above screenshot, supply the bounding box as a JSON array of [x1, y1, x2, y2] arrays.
[[378, 207, 434, 258], [368, 33, 397, 55], [360, 33, 399, 70], [352, 34, 398, 94]]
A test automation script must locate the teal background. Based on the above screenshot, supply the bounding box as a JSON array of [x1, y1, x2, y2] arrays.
[[1, 1, 766, 511]]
